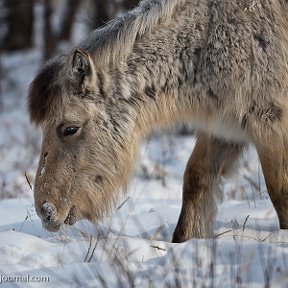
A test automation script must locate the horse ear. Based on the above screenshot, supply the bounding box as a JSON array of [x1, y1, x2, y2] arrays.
[[71, 49, 92, 84]]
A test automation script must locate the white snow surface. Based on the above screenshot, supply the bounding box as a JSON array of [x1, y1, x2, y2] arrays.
[[0, 50, 288, 288]]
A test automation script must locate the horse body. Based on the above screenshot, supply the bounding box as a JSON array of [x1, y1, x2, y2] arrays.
[[28, 0, 288, 242]]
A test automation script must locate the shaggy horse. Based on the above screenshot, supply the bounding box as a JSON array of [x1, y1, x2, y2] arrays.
[[28, 0, 288, 242]]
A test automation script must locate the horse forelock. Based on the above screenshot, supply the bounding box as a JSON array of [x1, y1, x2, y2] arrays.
[[28, 59, 64, 125]]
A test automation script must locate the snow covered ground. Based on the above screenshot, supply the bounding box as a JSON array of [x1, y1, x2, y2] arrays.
[[0, 49, 288, 287]]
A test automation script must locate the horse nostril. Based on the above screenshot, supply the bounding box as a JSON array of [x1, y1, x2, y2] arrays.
[[41, 202, 56, 222]]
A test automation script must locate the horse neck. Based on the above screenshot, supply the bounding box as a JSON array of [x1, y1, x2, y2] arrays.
[[121, 67, 183, 135], [100, 52, 190, 138], [90, 2, 208, 137]]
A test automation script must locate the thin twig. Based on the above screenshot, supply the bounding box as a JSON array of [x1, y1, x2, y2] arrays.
[[87, 234, 100, 263], [24, 172, 32, 190], [117, 196, 130, 210], [215, 229, 233, 238], [261, 233, 273, 243], [84, 235, 93, 262], [242, 215, 250, 232], [150, 245, 166, 251]]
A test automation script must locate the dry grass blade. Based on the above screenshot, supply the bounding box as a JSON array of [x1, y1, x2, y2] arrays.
[[84, 234, 100, 263], [242, 215, 250, 232], [87, 237, 99, 263], [84, 235, 93, 262], [215, 229, 233, 238], [24, 172, 32, 190], [261, 233, 273, 243], [117, 196, 130, 210]]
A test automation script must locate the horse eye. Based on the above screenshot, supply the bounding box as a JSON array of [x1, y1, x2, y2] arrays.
[[63, 127, 79, 136]]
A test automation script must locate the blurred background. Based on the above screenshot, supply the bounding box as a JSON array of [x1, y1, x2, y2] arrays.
[[0, 0, 139, 60]]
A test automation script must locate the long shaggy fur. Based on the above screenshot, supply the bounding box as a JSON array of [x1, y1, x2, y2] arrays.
[[80, 0, 186, 65], [28, 0, 288, 241]]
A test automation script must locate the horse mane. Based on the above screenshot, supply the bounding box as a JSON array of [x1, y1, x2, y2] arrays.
[[79, 0, 185, 65], [28, 0, 185, 125]]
